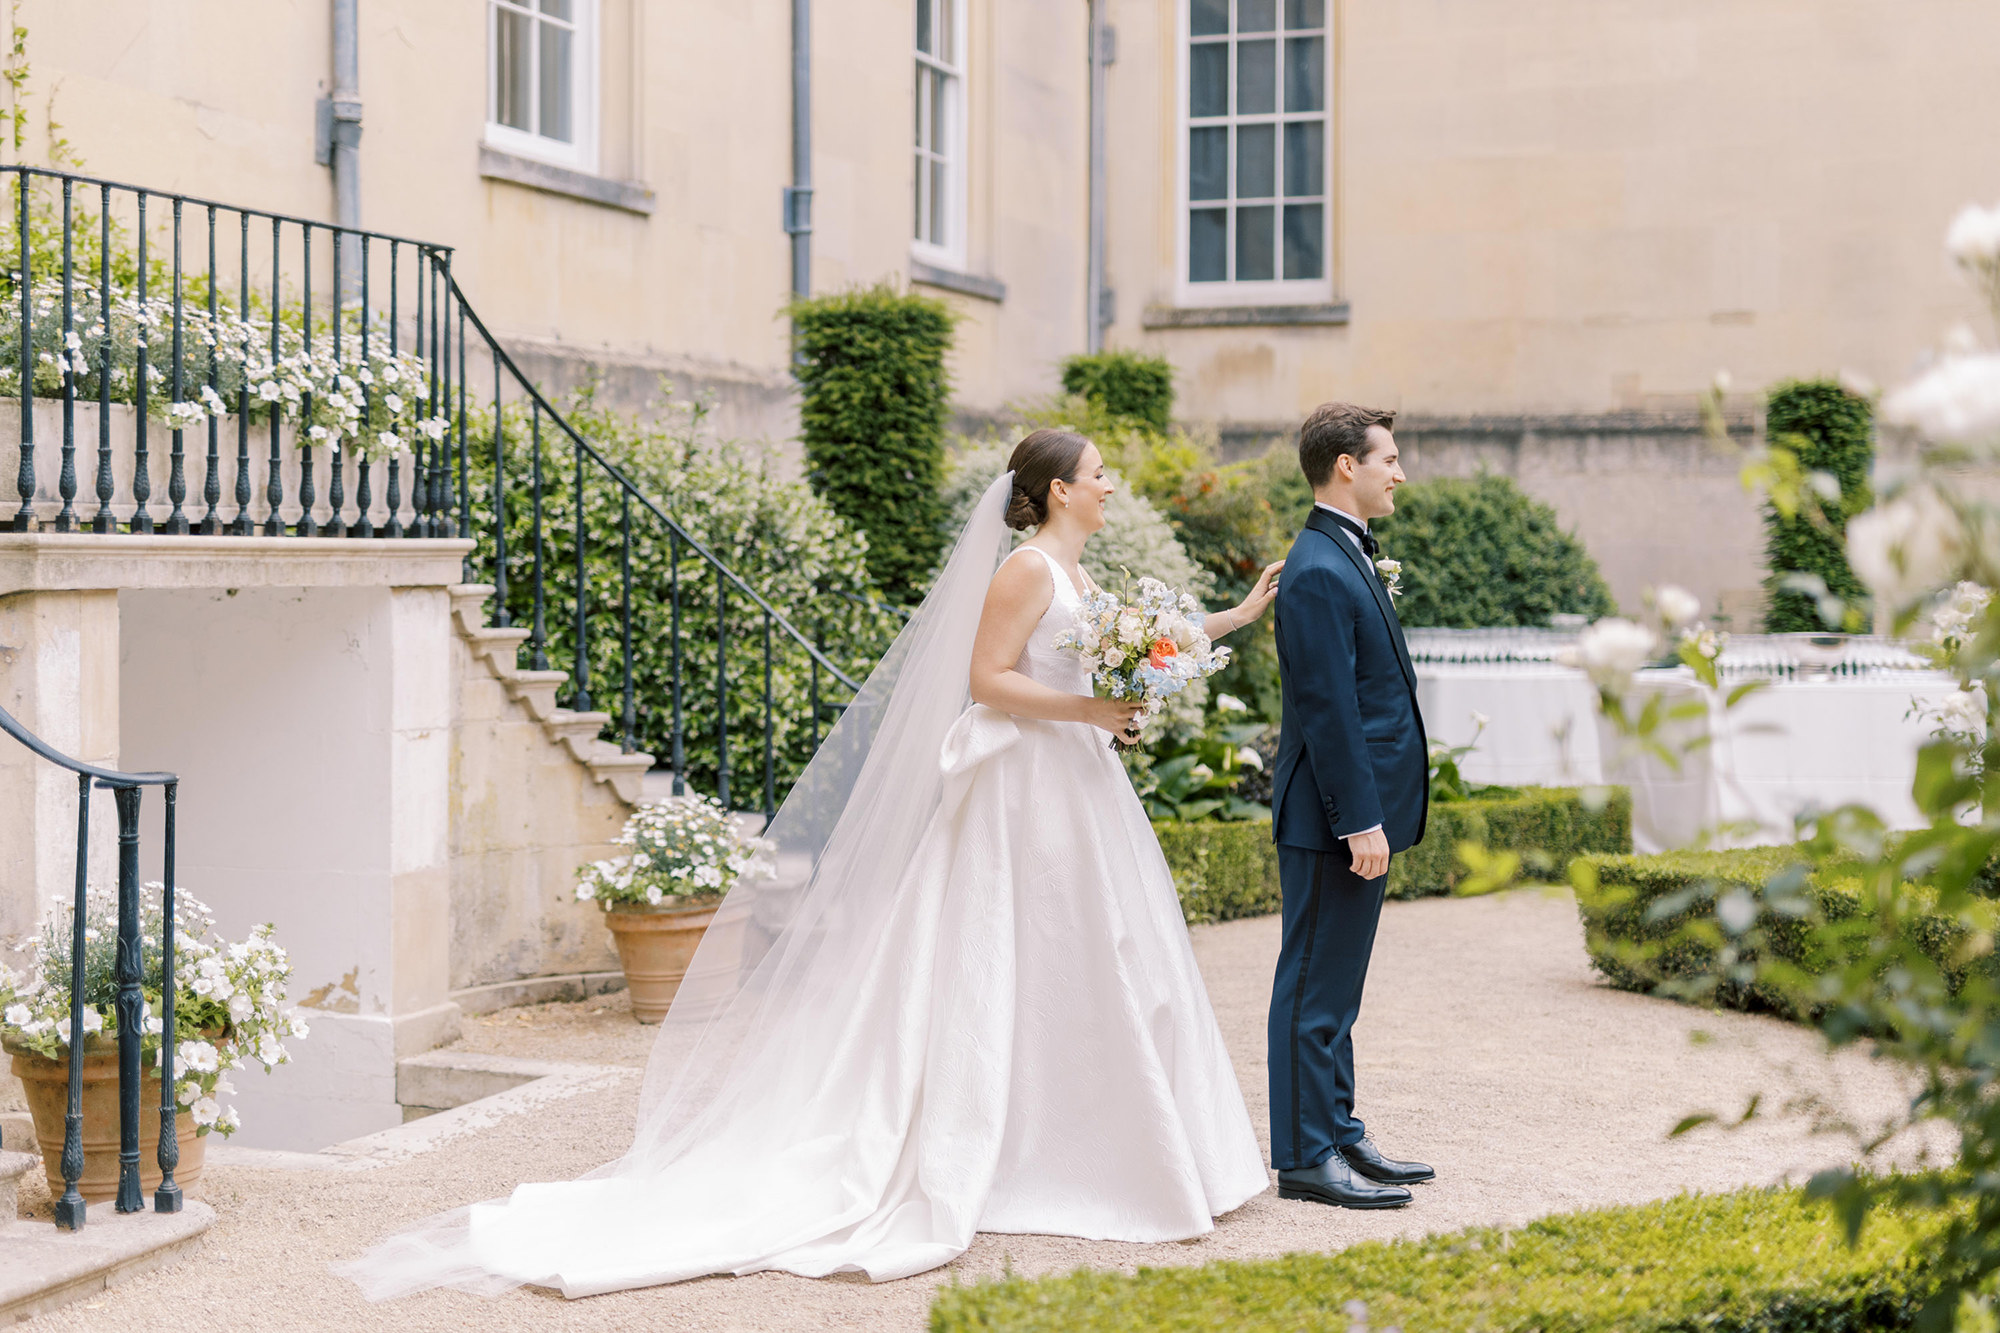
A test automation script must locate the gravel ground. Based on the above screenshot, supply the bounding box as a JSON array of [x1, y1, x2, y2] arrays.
[[24, 889, 1945, 1331]]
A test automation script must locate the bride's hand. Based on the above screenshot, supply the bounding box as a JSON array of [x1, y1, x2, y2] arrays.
[[1231, 560, 1285, 627], [1084, 697, 1145, 743]]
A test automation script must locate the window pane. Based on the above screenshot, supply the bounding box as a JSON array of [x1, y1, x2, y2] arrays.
[[1236, 124, 1274, 199], [931, 159, 947, 245], [1189, 126, 1228, 201], [1191, 0, 1229, 37], [1236, 0, 1276, 33], [1283, 120, 1323, 196], [1190, 209, 1228, 282], [1235, 205, 1275, 280], [1283, 203, 1323, 279], [539, 0, 572, 18], [1285, 36, 1324, 112], [930, 67, 946, 154], [937, 0, 953, 61], [914, 60, 927, 147], [914, 151, 925, 240], [1190, 43, 1228, 118], [1284, 0, 1323, 28], [539, 18, 573, 143], [1236, 39, 1275, 115], [495, 6, 533, 131], [917, 0, 933, 55]]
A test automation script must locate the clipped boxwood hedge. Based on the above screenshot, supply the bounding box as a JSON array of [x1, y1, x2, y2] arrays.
[[1576, 846, 1997, 1020], [1155, 788, 1631, 924], [929, 1186, 1951, 1332]]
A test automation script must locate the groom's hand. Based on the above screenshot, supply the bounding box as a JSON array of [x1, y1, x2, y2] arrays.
[[1344, 828, 1390, 880]]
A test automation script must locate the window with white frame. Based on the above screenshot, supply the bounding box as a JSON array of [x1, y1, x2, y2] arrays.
[[914, 0, 966, 263], [488, 0, 598, 172], [1182, 0, 1330, 297]]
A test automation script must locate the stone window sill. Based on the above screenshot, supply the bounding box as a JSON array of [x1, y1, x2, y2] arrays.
[[1141, 301, 1350, 329], [478, 146, 656, 216], [911, 260, 1006, 303]]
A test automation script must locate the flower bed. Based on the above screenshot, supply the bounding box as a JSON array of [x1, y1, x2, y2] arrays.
[[928, 1186, 1950, 1332]]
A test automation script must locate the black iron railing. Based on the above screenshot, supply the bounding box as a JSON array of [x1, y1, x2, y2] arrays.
[[0, 165, 885, 816], [0, 703, 180, 1231]]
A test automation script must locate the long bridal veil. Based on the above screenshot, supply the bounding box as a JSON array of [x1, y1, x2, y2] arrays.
[[342, 471, 1018, 1299]]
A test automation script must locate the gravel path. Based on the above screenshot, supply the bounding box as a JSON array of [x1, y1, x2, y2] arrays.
[[24, 889, 1943, 1330]]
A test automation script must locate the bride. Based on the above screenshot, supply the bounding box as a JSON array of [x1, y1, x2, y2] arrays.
[[343, 428, 1283, 1299]]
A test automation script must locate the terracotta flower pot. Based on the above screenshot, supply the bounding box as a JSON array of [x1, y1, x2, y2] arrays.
[[10, 1046, 205, 1203], [603, 902, 719, 1023]]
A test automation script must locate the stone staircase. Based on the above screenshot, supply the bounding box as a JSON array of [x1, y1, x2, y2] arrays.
[[447, 583, 654, 804]]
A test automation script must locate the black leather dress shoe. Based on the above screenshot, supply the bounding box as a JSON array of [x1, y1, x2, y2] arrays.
[[1337, 1134, 1435, 1185], [1275, 1154, 1412, 1209]]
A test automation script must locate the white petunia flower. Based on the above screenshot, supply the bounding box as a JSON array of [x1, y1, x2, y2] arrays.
[[191, 1097, 220, 1127]]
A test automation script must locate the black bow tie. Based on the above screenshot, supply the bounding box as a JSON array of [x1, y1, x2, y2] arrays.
[[1324, 509, 1379, 559]]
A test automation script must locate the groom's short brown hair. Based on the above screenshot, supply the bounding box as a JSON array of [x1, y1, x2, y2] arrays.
[[1298, 402, 1396, 488]]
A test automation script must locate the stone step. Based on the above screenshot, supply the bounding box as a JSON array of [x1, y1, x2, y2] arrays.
[[502, 669, 570, 720], [0, 1148, 31, 1218], [0, 1200, 214, 1324], [0, 1111, 34, 1158], [394, 1050, 629, 1123]]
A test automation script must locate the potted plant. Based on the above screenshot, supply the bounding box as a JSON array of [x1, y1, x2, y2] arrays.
[[577, 795, 776, 1022], [0, 884, 309, 1202]]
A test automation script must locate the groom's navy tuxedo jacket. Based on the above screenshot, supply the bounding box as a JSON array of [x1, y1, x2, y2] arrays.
[[1270, 507, 1429, 854]]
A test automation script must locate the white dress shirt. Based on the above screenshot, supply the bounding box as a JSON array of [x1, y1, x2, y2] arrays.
[[1312, 501, 1384, 843]]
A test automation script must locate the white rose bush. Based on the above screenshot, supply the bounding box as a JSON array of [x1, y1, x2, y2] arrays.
[[0, 885, 308, 1137], [576, 794, 778, 910]]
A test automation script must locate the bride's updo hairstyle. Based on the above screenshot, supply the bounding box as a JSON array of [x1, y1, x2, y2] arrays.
[[1004, 429, 1090, 530]]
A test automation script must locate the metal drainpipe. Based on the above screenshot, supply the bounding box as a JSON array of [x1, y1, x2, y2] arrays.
[[784, 0, 813, 309], [331, 0, 363, 300], [1086, 0, 1107, 353]]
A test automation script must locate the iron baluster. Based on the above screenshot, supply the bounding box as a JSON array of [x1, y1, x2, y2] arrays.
[[670, 531, 685, 795], [233, 211, 252, 534], [354, 235, 374, 538], [717, 579, 729, 809], [455, 286, 470, 578], [763, 613, 775, 822], [54, 176, 74, 532], [91, 185, 113, 532], [529, 404, 547, 669], [153, 782, 181, 1213], [296, 225, 317, 536], [11, 172, 32, 531], [326, 229, 345, 536], [571, 433, 591, 713], [263, 218, 282, 535], [198, 205, 220, 533], [131, 194, 151, 533], [417, 250, 435, 536], [489, 344, 509, 627], [112, 783, 144, 1214], [384, 240, 403, 537], [164, 199, 187, 534], [53, 773, 89, 1231], [620, 488, 636, 753]]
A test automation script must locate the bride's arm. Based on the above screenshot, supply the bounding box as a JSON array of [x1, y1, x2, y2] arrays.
[[1203, 559, 1285, 640], [969, 557, 1143, 739]]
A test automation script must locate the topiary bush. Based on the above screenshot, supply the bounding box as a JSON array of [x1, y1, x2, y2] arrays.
[[1156, 819, 1279, 924], [929, 1185, 1955, 1332], [1762, 379, 1875, 632], [1372, 474, 1619, 627], [1391, 787, 1631, 901], [789, 284, 955, 603], [1060, 349, 1175, 431]]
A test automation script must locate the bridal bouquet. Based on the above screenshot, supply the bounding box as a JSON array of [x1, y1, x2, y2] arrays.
[[1055, 575, 1231, 751]]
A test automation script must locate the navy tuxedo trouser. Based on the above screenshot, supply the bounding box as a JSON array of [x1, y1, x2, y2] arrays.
[[1267, 843, 1387, 1170]]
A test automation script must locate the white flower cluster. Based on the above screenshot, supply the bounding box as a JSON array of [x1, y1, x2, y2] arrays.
[[1054, 575, 1232, 734], [576, 793, 777, 909], [1556, 618, 1660, 695], [1846, 486, 1970, 616], [1925, 581, 1993, 661], [1874, 203, 2000, 450], [0, 885, 307, 1137]]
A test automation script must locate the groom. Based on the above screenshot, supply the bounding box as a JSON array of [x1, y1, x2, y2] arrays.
[[1267, 402, 1433, 1209]]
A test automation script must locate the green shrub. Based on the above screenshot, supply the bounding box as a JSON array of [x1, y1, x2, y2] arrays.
[[1762, 380, 1874, 632], [1391, 787, 1631, 900], [1372, 474, 1619, 627], [930, 1186, 1952, 1332], [1155, 819, 1279, 924], [1575, 845, 1997, 1020], [790, 285, 955, 602], [1060, 350, 1174, 431]]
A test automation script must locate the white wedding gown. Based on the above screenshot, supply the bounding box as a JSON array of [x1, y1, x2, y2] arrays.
[[345, 523, 1267, 1300]]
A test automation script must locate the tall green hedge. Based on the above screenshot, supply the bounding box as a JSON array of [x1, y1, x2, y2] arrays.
[[790, 285, 955, 602], [1060, 350, 1175, 431], [930, 1186, 1952, 1332], [1373, 474, 1619, 627], [1762, 380, 1874, 632]]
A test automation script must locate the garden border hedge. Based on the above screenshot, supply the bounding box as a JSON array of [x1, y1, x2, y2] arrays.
[[929, 1186, 1950, 1332]]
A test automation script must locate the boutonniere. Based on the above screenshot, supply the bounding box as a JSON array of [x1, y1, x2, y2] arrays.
[[1374, 557, 1403, 599]]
